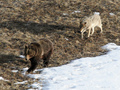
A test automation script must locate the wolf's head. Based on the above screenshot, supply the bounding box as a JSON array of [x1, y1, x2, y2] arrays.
[[80, 21, 87, 33]]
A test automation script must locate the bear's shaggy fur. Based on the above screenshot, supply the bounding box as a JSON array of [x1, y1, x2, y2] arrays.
[[24, 38, 53, 73]]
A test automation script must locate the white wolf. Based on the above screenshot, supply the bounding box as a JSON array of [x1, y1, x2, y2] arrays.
[[80, 14, 102, 39]]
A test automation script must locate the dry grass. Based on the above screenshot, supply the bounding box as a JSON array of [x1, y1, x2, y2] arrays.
[[0, 0, 120, 89]]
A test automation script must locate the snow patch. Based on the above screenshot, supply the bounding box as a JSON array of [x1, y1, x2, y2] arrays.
[[19, 55, 25, 58], [21, 67, 29, 75], [65, 38, 69, 40], [109, 13, 115, 16], [0, 77, 9, 81], [14, 81, 28, 84], [21, 43, 120, 90], [102, 43, 120, 51], [72, 10, 81, 14], [11, 70, 18, 73], [0, 77, 4, 80], [63, 13, 68, 16], [94, 12, 100, 15], [28, 82, 42, 90]]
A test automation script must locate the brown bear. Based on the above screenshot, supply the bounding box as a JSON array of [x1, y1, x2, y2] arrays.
[[24, 38, 53, 73]]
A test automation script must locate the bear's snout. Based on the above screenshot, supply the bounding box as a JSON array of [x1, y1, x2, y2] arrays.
[[25, 55, 31, 60]]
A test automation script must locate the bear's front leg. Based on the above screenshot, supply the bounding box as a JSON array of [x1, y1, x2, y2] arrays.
[[27, 59, 38, 73]]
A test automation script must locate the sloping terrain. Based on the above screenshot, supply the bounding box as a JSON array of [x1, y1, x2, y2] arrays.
[[26, 43, 120, 90], [0, 0, 120, 89]]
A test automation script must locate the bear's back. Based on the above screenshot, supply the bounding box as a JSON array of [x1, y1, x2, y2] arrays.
[[39, 38, 53, 53]]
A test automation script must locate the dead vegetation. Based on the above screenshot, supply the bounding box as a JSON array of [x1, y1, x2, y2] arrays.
[[0, 0, 120, 89]]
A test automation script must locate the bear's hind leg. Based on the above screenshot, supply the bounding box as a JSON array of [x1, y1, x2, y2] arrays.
[[43, 55, 50, 67], [43, 49, 53, 67]]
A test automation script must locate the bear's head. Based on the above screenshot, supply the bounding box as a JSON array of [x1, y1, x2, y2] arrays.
[[24, 43, 40, 60]]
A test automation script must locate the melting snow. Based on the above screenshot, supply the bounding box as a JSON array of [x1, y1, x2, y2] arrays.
[[63, 13, 69, 16], [94, 12, 100, 15], [0, 77, 9, 81], [19, 43, 120, 90], [11, 70, 18, 73], [14, 81, 28, 84], [72, 10, 81, 14], [19, 55, 25, 58], [109, 13, 115, 16]]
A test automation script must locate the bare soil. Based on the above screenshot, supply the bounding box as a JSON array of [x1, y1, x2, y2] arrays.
[[0, 0, 120, 89]]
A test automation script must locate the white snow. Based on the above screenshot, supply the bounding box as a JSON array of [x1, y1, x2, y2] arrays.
[[65, 37, 69, 40], [20, 43, 120, 90], [0, 77, 4, 80], [22, 67, 29, 75], [11, 70, 18, 73], [63, 13, 69, 16], [109, 13, 115, 16], [0, 77, 9, 81], [28, 82, 42, 90], [72, 10, 81, 14], [14, 81, 28, 84], [101, 43, 120, 51], [94, 12, 100, 15], [19, 55, 25, 58]]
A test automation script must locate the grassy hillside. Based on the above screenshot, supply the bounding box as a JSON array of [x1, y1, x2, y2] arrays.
[[0, 0, 120, 89]]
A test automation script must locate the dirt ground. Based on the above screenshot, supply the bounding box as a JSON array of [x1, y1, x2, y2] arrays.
[[0, 0, 120, 89]]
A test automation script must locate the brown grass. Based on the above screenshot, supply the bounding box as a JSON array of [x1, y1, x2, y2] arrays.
[[0, 0, 120, 89]]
